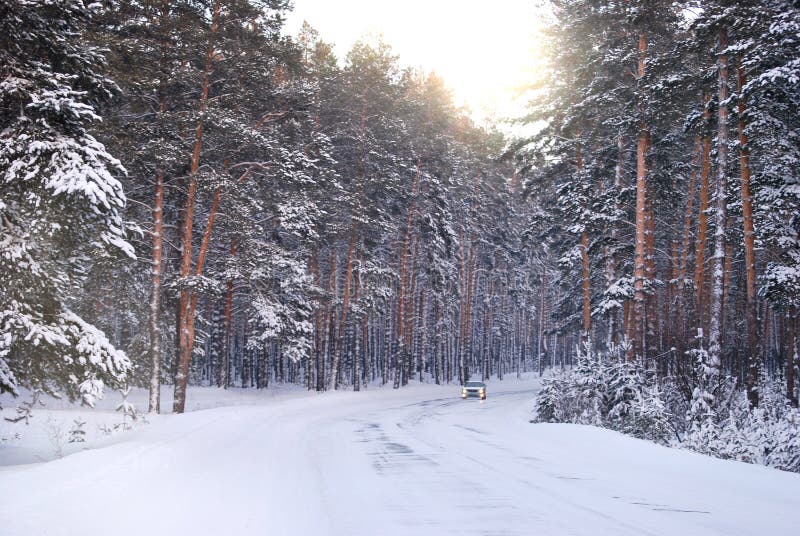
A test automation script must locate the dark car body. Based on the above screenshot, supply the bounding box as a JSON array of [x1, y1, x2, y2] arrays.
[[461, 381, 486, 400]]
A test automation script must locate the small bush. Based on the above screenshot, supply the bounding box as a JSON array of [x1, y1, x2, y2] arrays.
[[533, 345, 671, 443], [534, 347, 800, 473], [683, 383, 800, 473]]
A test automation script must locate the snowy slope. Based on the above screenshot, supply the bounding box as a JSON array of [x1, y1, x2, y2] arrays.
[[1, 379, 798, 535]]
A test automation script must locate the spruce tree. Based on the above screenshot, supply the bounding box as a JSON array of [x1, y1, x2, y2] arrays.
[[0, 0, 133, 404]]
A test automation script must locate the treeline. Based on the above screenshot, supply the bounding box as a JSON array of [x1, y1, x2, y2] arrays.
[[2, 0, 548, 413], [516, 0, 799, 409], [2, 0, 798, 420]]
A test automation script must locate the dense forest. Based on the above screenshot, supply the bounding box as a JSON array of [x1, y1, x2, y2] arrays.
[[1, 0, 798, 466], [523, 0, 800, 470], [520, 0, 800, 398]]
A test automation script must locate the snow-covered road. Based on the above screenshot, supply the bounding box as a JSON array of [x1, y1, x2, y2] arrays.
[[1, 379, 798, 535]]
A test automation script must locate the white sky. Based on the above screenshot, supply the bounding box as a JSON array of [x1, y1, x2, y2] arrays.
[[284, 0, 546, 125]]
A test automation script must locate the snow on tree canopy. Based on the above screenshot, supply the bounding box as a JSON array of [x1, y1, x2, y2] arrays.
[[0, 0, 133, 401]]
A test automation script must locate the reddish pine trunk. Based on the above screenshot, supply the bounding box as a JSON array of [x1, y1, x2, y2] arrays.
[[645, 195, 657, 360], [320, 252, 337, 389], [174, 0, 222, 414], [457, 233, 468, 383], [181, 186, 222, 387], [193, 188, 221, 277], [394, 165, 422, 388], [310, 250, 323, 391], [737, 57, 760, 406], [695, 95, 712, 332], [456, 233, 477, 384], [463, 240, 478, 381], [632, 31, 648, 361], [667, 144, 682, 352], [644, 133, 655, 353], [406, 238, 420, 384], [333, 228, 357, 390], [676, 138, 700, 350]]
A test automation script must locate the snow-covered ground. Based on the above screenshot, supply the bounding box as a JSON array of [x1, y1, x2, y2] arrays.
[[1, 378, 798, 535]]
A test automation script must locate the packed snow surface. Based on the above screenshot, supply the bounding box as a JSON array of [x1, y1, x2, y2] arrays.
[[1, 378, 798, 535]]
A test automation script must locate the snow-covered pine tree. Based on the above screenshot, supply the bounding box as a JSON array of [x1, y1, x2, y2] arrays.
[[319, 38, 409, 389], [743, 1, 800, 384], [90, 0, 196, 412], [0, 0, 133, 404], [517, 0, 684, 361]]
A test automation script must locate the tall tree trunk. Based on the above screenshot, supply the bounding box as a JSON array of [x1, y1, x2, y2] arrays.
[[352, 320, 360, 391], [404, 237, 419, 385], [667, 236, 679, 354], [708, 25, 729, 376], [352, 252, 362, 392], [722, 240, 733, 344], [433, 300, 442, 384], [362, 314, 369, 387], [762, 302, 771, 372], [334, 228, 357, 390], [457, 232, 468, 384], [418, 288, 428, 382], [581, 230, 591, 336], [645, 193, 657, 361], [788, 307, 797, 407], [174, 0, 222, 414], [383, 310, 392, 386], [538, 267, 547, 374], [310, 250, 323, 391], [394, 165, 422, 388], [632, 31, 648, 361], [483, 279, 493, 380], [222, 238, 236, 389], [623, 300, 634, 358], [676, 137, 700, 352], [148, 170, 165, 414], [695, 94, 712, 332], [577, 142, 591, 342], [463, 240, 477, 382], [737, 57, 760, 407], [148, 0, 171, 414], [179, 186, 222, 387], [607, 135, 624, 347], [323, 251, 337, 390]]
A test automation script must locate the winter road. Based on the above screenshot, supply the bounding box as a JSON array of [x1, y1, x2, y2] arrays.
[[0, 379, 798, 535]]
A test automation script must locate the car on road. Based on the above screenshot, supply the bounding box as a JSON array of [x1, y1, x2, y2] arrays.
[[461, 381, 486, 400]]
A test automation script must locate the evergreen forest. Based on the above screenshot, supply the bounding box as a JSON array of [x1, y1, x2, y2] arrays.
[[1, 0, 799, 471]]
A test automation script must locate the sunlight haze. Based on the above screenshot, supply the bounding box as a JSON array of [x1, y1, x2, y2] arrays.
[[285, 0, 545, 124]]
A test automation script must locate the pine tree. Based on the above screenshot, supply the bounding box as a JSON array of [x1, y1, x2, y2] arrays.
[[0, 0, 133, 404]]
